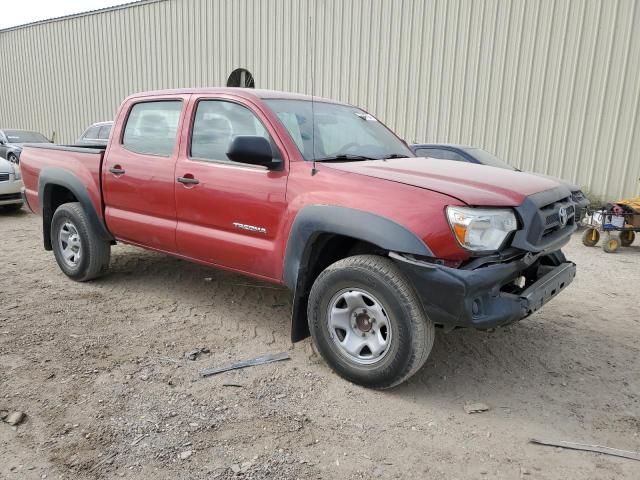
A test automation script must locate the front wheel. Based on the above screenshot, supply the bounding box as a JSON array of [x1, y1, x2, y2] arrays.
[[307, 255, 434, 389], [51, 202, 111, 281], [7, 153, 18, 164]]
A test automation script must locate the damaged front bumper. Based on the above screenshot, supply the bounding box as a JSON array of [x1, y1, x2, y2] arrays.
[[391, 252, 576, 329]]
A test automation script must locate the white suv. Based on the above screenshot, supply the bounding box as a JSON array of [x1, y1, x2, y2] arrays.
[[0, 156, 23, 211]]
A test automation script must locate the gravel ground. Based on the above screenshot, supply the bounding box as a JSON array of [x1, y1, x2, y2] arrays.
[[1, 207, 639, 479]]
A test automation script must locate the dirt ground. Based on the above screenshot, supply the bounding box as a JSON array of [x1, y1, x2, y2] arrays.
[[1, 207, 639, 479]]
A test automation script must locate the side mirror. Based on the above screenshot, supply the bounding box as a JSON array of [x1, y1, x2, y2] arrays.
[[226, 135, 280, 169]]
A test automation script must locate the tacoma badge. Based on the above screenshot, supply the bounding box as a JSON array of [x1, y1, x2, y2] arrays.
[[232, 222, 267, 234]]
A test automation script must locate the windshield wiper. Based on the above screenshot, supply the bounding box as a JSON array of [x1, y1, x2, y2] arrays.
[[381, 153, 411, 159], [314, 154, 377, 162]]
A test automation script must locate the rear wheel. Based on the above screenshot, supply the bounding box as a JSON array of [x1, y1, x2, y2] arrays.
[[620, 231, 635, 247], [51, 202, 111, 281], [602, 233, 620, 253], [582, 228, 600, 247], [307, 254, 434, 389]]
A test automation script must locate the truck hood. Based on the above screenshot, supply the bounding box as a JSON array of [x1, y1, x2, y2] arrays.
[[323, 158, 568, 206], [529, 172, 579, 192]]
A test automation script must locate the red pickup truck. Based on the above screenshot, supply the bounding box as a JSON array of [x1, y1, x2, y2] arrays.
[[20, 88, 577, 388]]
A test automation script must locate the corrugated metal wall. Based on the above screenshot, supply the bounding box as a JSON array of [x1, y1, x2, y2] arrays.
[[1, 0, 638, 200]]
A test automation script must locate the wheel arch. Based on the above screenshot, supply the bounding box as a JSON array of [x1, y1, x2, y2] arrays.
[[39, 168, 112, 250], [283, 205, 432, 342]]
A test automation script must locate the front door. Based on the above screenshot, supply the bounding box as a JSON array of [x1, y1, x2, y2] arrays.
[[174, 97, 288, 280], [103, 96, 188, 252]]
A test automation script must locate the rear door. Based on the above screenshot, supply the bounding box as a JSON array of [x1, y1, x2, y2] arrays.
[[174, 95, 288, 280], [103, 95, 189, 252]]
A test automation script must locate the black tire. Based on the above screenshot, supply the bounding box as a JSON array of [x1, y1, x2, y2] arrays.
[[51, 202, 111, 281], [620, 231, 635, 247], [307, 254, 434, 389], [582, 228, 600, 247], [602, 233, 620, 253]]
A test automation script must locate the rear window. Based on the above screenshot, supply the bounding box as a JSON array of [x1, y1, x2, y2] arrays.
[[83, 126, 100, 139], [5, 130, 49, 143], [414, 148, 468, 162], [98, 124, 112, 140], [122, 101, 182, 156]]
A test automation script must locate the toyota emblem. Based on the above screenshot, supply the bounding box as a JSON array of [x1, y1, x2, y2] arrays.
[[558, 207, 568, 226]]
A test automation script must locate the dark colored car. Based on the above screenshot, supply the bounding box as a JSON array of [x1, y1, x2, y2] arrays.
[[411, 143, 589, 214], [0, 129, 52, 164], [77, 121, 113, 146]]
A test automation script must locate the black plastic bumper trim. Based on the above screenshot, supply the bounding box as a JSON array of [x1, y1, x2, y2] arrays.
[[392, 253, 576, 329]]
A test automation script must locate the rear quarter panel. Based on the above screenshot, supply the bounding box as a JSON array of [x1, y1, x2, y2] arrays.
[[20, 146, 104, 216]]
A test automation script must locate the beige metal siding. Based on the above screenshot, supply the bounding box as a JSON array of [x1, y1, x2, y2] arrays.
[[0, 0, 638, 200]]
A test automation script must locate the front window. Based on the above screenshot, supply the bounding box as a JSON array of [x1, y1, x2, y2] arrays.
[[264, 99, 413, 161], [5, 130, 49, 143], [190, 100, 272, 162]]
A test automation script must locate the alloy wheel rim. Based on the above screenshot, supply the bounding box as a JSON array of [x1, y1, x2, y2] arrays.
[[327, 288, 392, 365], [59, 221, 82, 267]]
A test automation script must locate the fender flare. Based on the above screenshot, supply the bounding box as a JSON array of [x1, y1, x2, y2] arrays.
[[283, 205, 432, 342], [283, 205, 432, 289], [38, 167, 113, 250]]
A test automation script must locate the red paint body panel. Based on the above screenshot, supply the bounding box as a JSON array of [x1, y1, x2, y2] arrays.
[[102, 93, 191, 251], [173, 93, 290, 279], [323, 158, 561, 206], [20, 147, 104, 216], [20, 87, 567, 285], [282, 161, 469, 261]]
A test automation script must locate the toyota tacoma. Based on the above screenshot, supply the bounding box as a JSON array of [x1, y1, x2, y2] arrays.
[[19, 88, 577, 388]]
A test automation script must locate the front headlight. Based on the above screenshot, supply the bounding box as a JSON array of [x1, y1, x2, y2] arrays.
[[446, 206, 517, 253]]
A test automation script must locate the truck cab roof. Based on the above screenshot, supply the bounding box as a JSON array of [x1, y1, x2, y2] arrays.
[[124, 87, 342, 105]]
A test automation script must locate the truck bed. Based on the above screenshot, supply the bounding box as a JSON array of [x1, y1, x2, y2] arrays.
[[20, 143, 105, 217]]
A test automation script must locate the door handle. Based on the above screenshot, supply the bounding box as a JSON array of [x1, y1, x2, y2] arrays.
[[109, 166, 125, 175], [177, 176, 199, 185]]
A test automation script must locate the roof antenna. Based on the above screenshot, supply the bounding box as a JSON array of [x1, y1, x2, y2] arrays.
[[308, 13, 317, 176]]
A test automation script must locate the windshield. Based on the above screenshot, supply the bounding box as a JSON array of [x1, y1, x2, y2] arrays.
[[264, 99, 414, 161], [463, 147, 515, 170], [5, 130, 50, 143]]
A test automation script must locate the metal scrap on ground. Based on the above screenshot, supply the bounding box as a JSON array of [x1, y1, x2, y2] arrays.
[[464, 402, 490, 414], [530, 438, 640, 461], [200, 352, 290, 377]]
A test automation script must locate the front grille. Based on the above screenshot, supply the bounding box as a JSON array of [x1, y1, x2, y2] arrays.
[[511, 187, 578, 252], [0, 193, 21, 201], [0, 173, 10, 182], [545, 205, 575, 226]]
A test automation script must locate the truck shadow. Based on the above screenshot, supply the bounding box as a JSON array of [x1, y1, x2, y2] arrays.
[[0, 206, 29, 217], [99, 246, 637, 413]]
